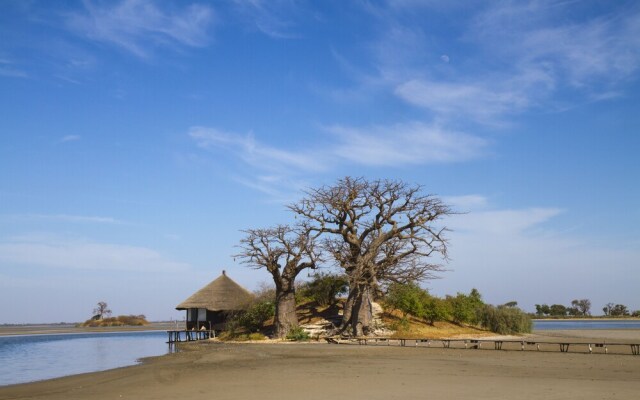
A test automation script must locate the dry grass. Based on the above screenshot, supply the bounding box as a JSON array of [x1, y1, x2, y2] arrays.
[[381, 309, 492, 339]]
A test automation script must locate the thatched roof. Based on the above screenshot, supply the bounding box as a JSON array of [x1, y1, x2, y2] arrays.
[[175, 271, 254, 311]]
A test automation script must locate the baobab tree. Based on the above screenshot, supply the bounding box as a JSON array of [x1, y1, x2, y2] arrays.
[[93, 301, 111, 320], [289, 177, 452, 336], [236, 225, 320, 338]]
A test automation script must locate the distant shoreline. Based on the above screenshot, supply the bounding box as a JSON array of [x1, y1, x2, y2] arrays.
[[532, 317, 640, 321], [0, 322, 179, 337]]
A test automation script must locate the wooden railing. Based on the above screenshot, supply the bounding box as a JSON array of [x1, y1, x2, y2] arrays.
[[325, 337, 640, 355]]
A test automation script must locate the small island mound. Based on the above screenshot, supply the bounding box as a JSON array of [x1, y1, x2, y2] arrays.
[[79, 315, 149, 327], [78, 301, 149, 327]]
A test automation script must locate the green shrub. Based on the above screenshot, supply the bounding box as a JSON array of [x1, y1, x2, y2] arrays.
[[446, 289, 484, 325], [385, 282, 428, 318], [238, 300, 275, 332], [422, 297, 450, 325], [285, 326, 310, 341], [478, 305, 532, 334], [298, 273, 348, 306], [225, 297, 275, 333]]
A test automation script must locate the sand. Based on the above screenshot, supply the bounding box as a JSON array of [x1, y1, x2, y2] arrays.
[[1, 329, 639, 400]]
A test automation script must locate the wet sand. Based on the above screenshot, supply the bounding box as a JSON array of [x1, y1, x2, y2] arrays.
[[1, 330, 639, 400]]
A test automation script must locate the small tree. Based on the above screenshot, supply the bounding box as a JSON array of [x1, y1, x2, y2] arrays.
[[571, 299, 591, 316], [535, 304, 551, 316], [610, 304, 629, 317], [447, 289, 484, 325], [549, 304, 567, 317], [93, 301, 111, 320], [603, 302, 615, 316], [422, 296, 449, 325], [385, 282, 427, 318]]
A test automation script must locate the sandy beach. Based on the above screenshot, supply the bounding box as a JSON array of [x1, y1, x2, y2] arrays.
[[1, 329, 639, 400]]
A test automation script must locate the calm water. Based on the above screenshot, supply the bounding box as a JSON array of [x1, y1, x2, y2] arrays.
[[534, 320, 640, 330], [0, 330, 168, 386]]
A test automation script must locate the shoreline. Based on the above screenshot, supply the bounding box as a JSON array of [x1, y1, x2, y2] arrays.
[[3, 338, 640, 399], [2, 329, 639, 399]]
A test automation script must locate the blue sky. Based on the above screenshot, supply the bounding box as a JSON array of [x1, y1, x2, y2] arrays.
[[1, 0, 639, 323]]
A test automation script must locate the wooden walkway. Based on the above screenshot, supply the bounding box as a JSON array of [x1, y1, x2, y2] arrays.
[[326, 337, 640, 355], [167, 330, 216, 343]]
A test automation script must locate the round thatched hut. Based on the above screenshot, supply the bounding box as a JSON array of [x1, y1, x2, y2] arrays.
[[176, 271, 254, 330]]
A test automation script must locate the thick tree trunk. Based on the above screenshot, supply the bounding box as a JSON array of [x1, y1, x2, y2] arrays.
[[275, 289, 298, 338], [340, 284, 373, 336]]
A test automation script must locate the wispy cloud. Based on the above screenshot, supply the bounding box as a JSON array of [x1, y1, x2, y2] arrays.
[[328, 121, 487, 166], [395, 79, 531, 125], [60, 135, 81, 142], [231, 0, 305, 39], [3, 214, 126, 224], [0, 234, 189, 272], [189, 126, 324, 200], [189, 122, 488, 199], [0, 59, 28, 79], [66, 0, 215, 58], [471, 1, 640, 90], [443, 195, 488, 211], [347, 1, 640, 128], [448, 207, 563, 235], [189, 126, 325, 173]]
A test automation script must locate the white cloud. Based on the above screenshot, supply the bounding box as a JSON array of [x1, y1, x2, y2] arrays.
[[349, 1, 640, 129], [328, 121, 487, 165], [231, 0, 305, 39], [0, 59, 28, 78], [67, 0, 215, 58], [189, 123, 488, 199], [60, 135, 81, 142], [189, 126, 326, 200], [448, 207, 563, 235], [443, 195, 488, 211], [189, 126, 325, 173], [2, 213, 125, 224], [472, 1, 640, 88], [0, 234, 189, 272], [394, 76, 545, 125]]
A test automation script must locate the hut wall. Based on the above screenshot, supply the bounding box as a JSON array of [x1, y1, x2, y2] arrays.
[[185, 309, 228, 330]]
